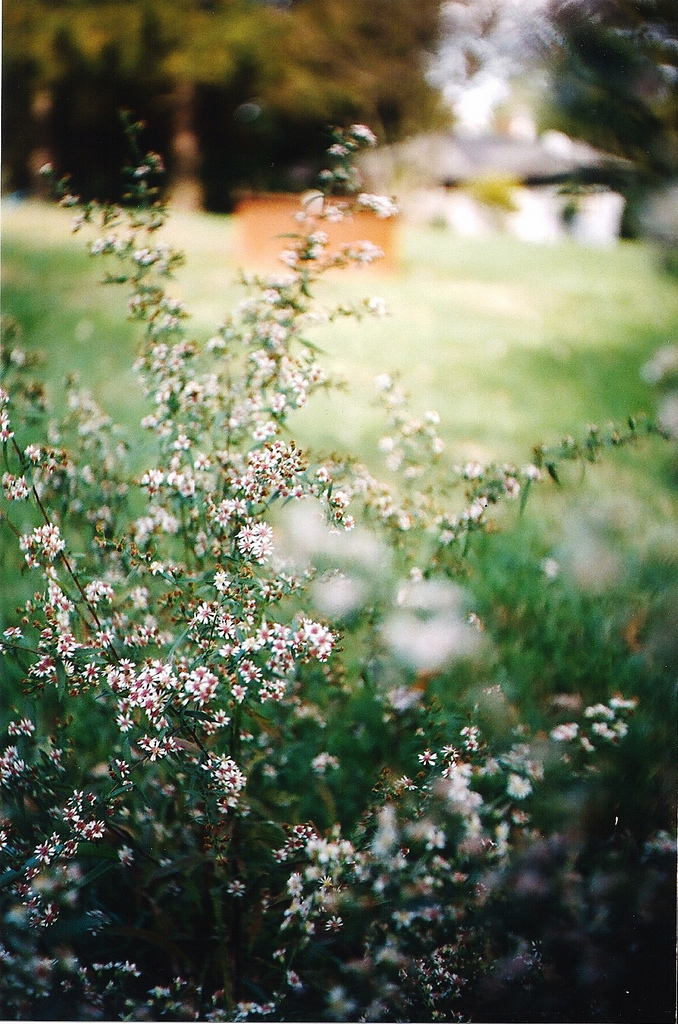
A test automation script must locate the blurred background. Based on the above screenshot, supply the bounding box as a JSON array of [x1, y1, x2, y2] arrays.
[[4, 0, 678, 454], [2, 0, 677, 228]]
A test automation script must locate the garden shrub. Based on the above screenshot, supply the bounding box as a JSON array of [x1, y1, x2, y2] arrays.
[[0, 119, 676, 1022]]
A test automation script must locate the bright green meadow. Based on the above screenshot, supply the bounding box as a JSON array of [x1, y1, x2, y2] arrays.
[[4, 202, 678, 450], [3, 199, 678, 545]]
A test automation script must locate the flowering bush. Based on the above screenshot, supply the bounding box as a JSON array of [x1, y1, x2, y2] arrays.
[[1, 120, 676, 1022]]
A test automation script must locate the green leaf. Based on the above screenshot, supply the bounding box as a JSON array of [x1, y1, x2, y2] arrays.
[[519, 478, 532, 515]]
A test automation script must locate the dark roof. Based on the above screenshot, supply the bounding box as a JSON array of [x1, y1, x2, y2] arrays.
[[367, 132, 631, 187]]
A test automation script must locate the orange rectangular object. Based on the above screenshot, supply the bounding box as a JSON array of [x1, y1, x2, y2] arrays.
[[234, 194, 399, 274]]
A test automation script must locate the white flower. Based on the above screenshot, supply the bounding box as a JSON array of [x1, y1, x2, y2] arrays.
[[286, 970, 303, 991], [584, 702, 615, 720], [592, 721, 618, 741], [542, 557, 560, 579], [237, 520, 274, 563], [550, 722, 579, 742], [609, 695, 637, 710], [357, 193, 398, 218], [349, 124, 377, 146], [374, 373, 393, 392], [279, 249, 298, 268], [368, 296, 387, 316], [507, 773, 532, 800], [311, 752, 339, 774], [214, 570, 230, 593], [463, 462, 484, 480]]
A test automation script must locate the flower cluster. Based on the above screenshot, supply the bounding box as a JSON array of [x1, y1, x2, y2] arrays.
[[551, 694, 638, 750]]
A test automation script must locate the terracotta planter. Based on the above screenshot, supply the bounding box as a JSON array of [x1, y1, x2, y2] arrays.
[[234, 193, 399, 273]]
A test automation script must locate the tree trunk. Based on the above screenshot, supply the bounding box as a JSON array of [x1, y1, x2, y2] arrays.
[[28, 87, 55, 199], [169, 78, 204, 211]]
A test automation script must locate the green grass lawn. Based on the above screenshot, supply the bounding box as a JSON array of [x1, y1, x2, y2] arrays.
[[3, 198, 678, 562], [4, 201, 677, 457]]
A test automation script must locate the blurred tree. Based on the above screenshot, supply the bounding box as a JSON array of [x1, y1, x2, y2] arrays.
[[430, 0, 552, 125], [2, 0, 447, 210], [3, 2, 172, 199], [543, 0, 678, 183]]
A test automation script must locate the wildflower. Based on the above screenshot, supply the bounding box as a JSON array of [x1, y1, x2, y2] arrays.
[[425, 827, 447, 851], [592, 721, 618, 741], [357, 193, 398, 218], [283, 970, 303, 993], [137, 736, 177, 761], [468, 496, 488, 521], [294, 619, 335, 661], [348, 240, 384, 263], [2, 473, 30, 501], [418, 749, 438, 767], [368, 296, 387, 316], [609, 694, 638, 710], [463, 461, 484, 480], [287, 873, 303, 896], [279, 249, 298, 268], [24, 444, 42, 462], [584, 702, 615, 720], [311, 752, 340, 774], [503, 475, 521, 498], [349, 124, 377, 145], [85, 580, 115, 605], [444, 762, 483, 815], [550, 722, 579, 741], [237, 521, 274, 564], [7, 718, 35, 737], [0, 411, 12, 443], [19, 523, 66, 563], [542, 557, 560, 579], [202, 753, 247, 809], [184, 666, 219, 707], [80, 820, 106, 841], [0, 745, 27, 784], [507, 774, 532, 800]]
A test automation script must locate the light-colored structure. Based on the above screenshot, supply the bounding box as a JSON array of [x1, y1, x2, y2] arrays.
[[361, 131, 629, 246]]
